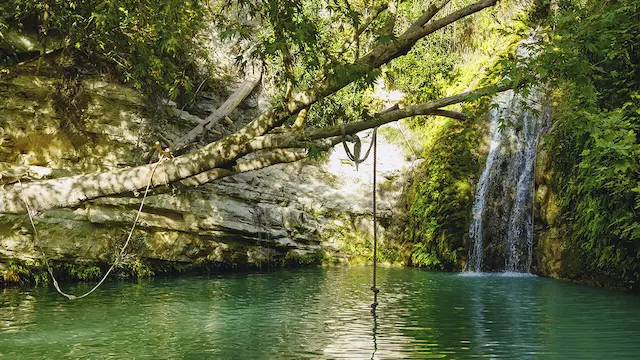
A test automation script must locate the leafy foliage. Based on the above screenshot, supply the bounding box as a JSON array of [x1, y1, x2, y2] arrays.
[[1, 0, 207, 100], [396, 101, 488, 270], [386, 0, 529, 270], [211, 0, 381, 90], [1, 259, 48, 285], [516, 0, 640, 289]]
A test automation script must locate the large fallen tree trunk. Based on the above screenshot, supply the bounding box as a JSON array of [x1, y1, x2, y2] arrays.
[[0, 0, 501, 214], [174, 70, 263, 149]]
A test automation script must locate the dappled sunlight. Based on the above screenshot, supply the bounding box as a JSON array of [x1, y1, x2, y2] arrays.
[[0, 73, 145, 174], [323, 125, 413, 193], [0, 0, 638, 358]]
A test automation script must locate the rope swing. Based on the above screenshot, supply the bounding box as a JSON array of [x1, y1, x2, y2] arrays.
[[341, 125, 380, 314], [371, 128, 379, 314], [19, 154, 166, 300]]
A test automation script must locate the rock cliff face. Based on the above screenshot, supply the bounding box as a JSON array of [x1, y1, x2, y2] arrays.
[[533, 140, 566, 277], [533, 133, 582, 282], [0, 73, 411, 284]]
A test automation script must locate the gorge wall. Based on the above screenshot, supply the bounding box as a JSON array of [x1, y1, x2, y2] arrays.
[[533, 138, 571, 280], [533, 125, 638, 292], [0, 72, 411, 285]]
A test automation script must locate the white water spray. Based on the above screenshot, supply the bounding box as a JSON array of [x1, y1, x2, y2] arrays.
[[467, 83, 550, 273]]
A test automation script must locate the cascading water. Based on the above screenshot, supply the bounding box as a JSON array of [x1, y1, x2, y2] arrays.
[[467, 35, 551, 273], [504, 99, 546, 273], [467, 88, 550, 273], [468, 101, 503, 272]]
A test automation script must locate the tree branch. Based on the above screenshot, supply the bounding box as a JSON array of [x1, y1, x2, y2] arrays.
[[249, 83, 509, 150], [249, 0, 497, 140], [332, 2, 388, 65], [1, 46, 68, 69], [356, 0, 496, 69], [309, 83, 508, 139], [432, 109, 467, 121], [415, 0, 496, 39], [0, 0, 500, 214], [408, 0, 450, 32], [174, 69, 262, 148], [180, 149, 307, 187]]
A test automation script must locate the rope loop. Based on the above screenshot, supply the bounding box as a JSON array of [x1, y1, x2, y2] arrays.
[[370, 126, 379, 314], [339, 124, 381, 312], [341, 124, 377, 171], [19, 154, 166, 300]]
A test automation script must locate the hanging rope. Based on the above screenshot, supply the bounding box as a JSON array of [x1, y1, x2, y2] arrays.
[[340, 126, 380, 313], [370, 128, 379, 314], [18, 154, 166, 300]]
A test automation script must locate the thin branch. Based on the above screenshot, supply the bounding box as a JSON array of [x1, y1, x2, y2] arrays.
[[1, 46, 67, 69], [408, 0, 451, 32], [249, 83, 510, 150], [157, 134, 174, 149], [176, 79, 207, 118], [307, 83, 509, 139], [335, 2, 388, 60]]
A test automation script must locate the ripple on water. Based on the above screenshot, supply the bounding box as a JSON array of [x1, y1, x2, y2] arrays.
[[1, 267, 640, 359], [458, 271, 538, 278]]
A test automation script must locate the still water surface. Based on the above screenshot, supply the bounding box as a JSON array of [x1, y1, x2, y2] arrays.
[[1, 267, 640, 359]]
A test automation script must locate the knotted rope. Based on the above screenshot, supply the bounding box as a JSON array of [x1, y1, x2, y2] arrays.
[[340, 126, 379, 313], [370, 128, 379, 314], [18, 154, 165, 300]]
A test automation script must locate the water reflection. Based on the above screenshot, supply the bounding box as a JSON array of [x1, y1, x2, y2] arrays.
[[0, 288, 37, 335], [1, 268, 640, 359], [371, 313, 378, 360], [458, 273, 540, 358]]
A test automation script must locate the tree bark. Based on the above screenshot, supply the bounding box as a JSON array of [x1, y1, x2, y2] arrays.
[[0, 0, 501, 214], [246, 83, 510, 151], [174, 70, 262, 148], [179, 149, 307, 187]]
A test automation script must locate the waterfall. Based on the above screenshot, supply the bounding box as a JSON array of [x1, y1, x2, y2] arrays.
[[467, 87, 550, 273], [467, 100, 503, 272]]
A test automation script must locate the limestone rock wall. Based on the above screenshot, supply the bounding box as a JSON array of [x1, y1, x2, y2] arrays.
[[0, 73, 411, 283], [533, 134, 579, 280]]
